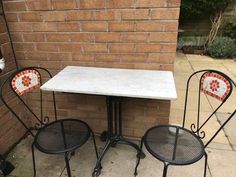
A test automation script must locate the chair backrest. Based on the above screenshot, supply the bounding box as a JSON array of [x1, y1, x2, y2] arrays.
[[0, 67, 57, 137], [182, 70, 236, 147]]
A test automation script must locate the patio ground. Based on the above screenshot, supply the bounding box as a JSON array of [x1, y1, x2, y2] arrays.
[[6, 53, 236, 177]]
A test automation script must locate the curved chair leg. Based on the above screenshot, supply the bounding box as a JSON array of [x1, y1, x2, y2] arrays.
[[31, 143, 36, 177], [64, 152, 72, 177], [134, 136, 144, 176], [204, 153, 208, 177], [163, 162, 169, 177], [91, 130, 99, 159]]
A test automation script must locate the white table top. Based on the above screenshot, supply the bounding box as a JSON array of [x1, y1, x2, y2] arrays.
[[41, 66, 177, 100]]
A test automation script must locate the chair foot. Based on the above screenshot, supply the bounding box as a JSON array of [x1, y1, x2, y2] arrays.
[[163, 162, 169, 177], [204, 153, 208, 177], [31, 143, 36, 177], [64, 153, 72, 177], [134, 137, 144, 176], [92, 168, 101, 177]]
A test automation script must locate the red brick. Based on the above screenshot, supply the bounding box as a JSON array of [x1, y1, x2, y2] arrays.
[[11, 33, 23, 42], [3, 1, 26, 11], [5, 13, 18, 22], [14, 43, 35, 51], [150, 32, 177, 42], [53, 0, 77, 10], [66, 11, 94, 21], [167, 0, 181, 7], [15, 51, 25, 60], [136, 0, 167, 7], [109, 43, 135, 53], [120, 33, 148, 42], [25, 52, 47, 60], [58, 44, 82, 52], [72, 54, 94, 62], [109, 22, 135, 32], [160, 64, 174, 71], [32, 23, 57, 32], [152, 8, 180, 20], [9, 22, 32, 32], [163, 21, 179, 32], [161, 43, 177, 52], [46, 33, 71, 42], [26, 0, 52, 10], [0, 33, 9, 45], [94, 10, 121, 21], [47, 53, 72, 61], [136, 22, 163, 32], [82, 22, 107, 32], [23, 33, 45, 42], [57, 22, 80, 32], [70, 33, 94, 42], [147, 53, 175, 63], [121, 54, 147, 62], [80, 0, 105, 9], [83, 44, 108, 53], [41, 12, 66, 22], [106, 0, 135, 8], [19, 12, 42, 22], [37, 43, 58, 52], [0, 24, 6, 33], [136, 44, 161, 53], [134, 63, 161, 70], [122, 9, 150, 20], [95, 54, 120, 62], [95, 33, 120, 42]]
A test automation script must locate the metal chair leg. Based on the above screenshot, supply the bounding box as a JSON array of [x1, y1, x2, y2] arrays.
[[163, 162, 169, 177], [91, 130, 99, 159], [134, 136, 144, 176], [31, 143, 36, 177], [204, 153, 208, 177], [64, 152, 72, 177]]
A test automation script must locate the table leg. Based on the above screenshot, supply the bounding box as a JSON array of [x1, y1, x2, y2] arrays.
[[93, 96, 145, 177]]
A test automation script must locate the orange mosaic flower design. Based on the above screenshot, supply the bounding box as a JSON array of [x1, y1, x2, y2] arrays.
[[210, 80, 220, 92], [11, 69, 41, 96], [21, 75, 32, 87]]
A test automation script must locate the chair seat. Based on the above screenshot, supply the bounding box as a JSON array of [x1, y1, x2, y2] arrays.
[[144, 125, 205, 165], [34, 119, 90, 154]]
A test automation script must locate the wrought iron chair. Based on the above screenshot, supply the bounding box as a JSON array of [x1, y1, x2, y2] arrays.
[[0, 67, 98, 177], [134, 70, 236, 177]]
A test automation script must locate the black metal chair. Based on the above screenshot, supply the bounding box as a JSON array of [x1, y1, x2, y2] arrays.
[[134, 70, 236, 177], [0, 67, 98, 177]]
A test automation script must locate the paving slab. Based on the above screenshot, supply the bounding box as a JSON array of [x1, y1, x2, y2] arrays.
[[206, 148, 236, 177]]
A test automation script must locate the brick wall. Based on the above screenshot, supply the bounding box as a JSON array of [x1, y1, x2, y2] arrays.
[[0, 6, 28, 154], [1, 0, 180, 141]]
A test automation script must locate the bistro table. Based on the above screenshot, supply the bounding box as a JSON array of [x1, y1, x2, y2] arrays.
[[40, 66, 177, 177]]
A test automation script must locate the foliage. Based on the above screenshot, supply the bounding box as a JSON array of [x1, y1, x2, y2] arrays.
[[180, 0, 233, 20], [207, 37, 236, 58], [222, 21, 236, 39]]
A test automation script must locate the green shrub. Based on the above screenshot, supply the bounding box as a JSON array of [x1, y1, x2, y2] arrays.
[[180, 0, 233, 20], [222, 21, 236, 39], [207, 37, 236, 58]]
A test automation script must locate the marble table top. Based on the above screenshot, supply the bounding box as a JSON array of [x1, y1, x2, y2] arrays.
[[41, 66, 177, 100]]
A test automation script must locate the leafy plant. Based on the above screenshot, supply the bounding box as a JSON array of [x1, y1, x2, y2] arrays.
[[180, 0, 233, 20], [222, 21, 236, 39], [207, 37, 236, 58]]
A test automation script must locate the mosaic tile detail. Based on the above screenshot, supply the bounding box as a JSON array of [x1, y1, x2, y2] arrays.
[[201, 72, 231, 101], [11, 70, 41, 96]]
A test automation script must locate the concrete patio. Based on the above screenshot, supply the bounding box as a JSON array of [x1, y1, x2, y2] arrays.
[[6, 53, 236, 177]]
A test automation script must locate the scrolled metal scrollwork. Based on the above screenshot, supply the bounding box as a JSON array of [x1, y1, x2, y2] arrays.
[[34, 116, 50, 130], [42, 116, 49, 124], [190, 123, 206, 139], [34, 122, 42, 130]]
